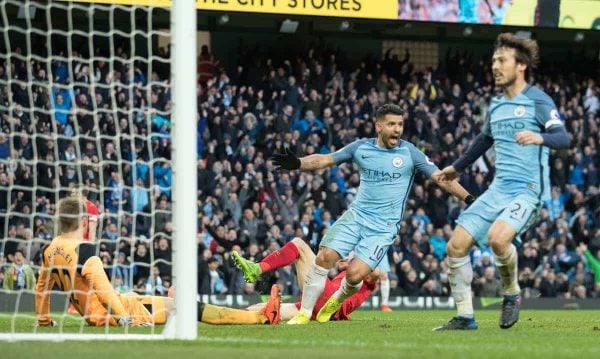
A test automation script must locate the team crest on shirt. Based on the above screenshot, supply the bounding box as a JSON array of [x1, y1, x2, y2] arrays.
[[514, 105, 526, 117], [550, 109, 560, 120], [392, 157, 403, 168]]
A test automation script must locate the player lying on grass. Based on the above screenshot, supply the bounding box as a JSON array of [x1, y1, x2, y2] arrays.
[[170, 238, 377, 325], [35, 197, 280, 327], [193, 284, 282, 325], [231, 237, 379, 322]]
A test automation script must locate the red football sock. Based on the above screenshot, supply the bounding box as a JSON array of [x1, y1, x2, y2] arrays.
[[259, 241, 300, 272]]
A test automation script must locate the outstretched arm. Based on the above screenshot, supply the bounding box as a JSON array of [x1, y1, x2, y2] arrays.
[[299, 154, 335, 171], [431, 170, 475, 204], [408, 143, 475, 204], [452, 133, 494, 173], [437, 134, 494, 182], [271, 140, 365, 172], [271, 149, 335, 171]]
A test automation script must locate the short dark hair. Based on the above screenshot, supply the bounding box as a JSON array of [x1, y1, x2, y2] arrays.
[[58, 197, 86, 233], [494, 32, 539, 79], [375, 104, 404, 121]]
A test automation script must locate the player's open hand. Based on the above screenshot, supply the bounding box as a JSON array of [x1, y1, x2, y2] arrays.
[[271, 147, 301, 170], [515, 130, 543, 145], [437, 166, 459, 182]]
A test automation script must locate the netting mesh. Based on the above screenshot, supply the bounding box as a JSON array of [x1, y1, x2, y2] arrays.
[[0, 0, 175, 336]]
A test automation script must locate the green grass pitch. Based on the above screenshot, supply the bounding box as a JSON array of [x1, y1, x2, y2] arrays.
[[2, 310, 599, 359]]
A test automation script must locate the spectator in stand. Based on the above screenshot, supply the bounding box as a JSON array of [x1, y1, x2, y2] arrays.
[[111, 252, 136, 292], [145, 266, 166, 296], [208, 257, 227, 294], [198, 45, 222, 85], [1, 35, 598, 301], [293, 110, 324, 140], [2, 250, 36, 290], [474, 267, 502, 297]]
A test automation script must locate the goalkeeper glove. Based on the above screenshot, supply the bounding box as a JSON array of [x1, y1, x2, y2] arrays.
[[271, 147, 301, 170], [117, 317, 134, 327]]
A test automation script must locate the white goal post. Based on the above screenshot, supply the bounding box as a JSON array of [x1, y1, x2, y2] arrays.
[[0, 0, 197, 341], [169, 0, 198, 341]]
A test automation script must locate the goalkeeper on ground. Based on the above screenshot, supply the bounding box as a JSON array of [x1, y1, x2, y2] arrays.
[[36, 196, 282, 327], [35, 197, 171, 327]]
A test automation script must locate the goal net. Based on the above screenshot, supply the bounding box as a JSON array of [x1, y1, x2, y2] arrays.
[[0, 0, 197, 341]]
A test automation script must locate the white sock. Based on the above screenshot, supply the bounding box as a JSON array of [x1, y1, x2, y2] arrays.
[[331, 276, 362, 303], [299, 262, 329, 316], [448, 255, 474, 319], [494, 244, 521, 296], [380, 278, 390, 306]]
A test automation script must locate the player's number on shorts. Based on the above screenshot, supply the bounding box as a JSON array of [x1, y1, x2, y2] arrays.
[[509, 202, 527, 220], [369, 245, 386, 263]]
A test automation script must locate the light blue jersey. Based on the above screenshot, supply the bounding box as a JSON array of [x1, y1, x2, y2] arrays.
[[322, 139, 438, 269], [458, 85, 564, 245], [332, 138, 438, 231], [483, 85, 562, 201]]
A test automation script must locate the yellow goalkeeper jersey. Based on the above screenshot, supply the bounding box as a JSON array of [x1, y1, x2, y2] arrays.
[[35, 237, 167, 327]]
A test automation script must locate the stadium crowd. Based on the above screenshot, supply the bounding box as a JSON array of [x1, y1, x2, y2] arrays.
[[0, 39, 599, 302]]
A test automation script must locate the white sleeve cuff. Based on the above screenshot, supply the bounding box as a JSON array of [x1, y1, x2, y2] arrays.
[[545, 119, 563, 129]]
